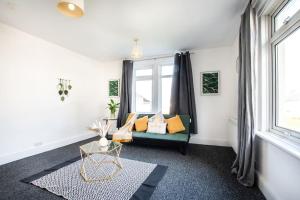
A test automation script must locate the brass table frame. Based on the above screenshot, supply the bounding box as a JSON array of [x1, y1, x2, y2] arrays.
[[79, 141, 122, 182]]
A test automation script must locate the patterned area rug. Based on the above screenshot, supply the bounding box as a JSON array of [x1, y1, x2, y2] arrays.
[[21, 155, 167, 200]]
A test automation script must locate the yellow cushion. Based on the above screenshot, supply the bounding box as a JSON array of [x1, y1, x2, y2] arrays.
[[165, 115, 186, 134], [135, 116, 148, 132], [126, 113, 136, 131]]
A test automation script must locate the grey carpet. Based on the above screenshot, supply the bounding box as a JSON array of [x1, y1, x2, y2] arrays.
[[0, 137, 265, 200]]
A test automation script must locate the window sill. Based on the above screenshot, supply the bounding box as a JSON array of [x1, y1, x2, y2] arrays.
[[256, 131, 300, 160]]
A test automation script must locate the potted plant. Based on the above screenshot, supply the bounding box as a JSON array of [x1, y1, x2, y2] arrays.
[[107, 99, 120, 118]]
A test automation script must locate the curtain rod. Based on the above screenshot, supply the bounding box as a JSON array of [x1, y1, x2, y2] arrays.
[[125, 52, 195, 62]]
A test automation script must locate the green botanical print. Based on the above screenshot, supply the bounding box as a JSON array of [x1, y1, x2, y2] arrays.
[[109, 80, 119, 96], [202, 73, 219, 94]]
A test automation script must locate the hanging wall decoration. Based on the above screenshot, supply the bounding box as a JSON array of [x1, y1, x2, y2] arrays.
[[201, 71, 220, 95], [57, 79, 72, 101], [108, 79, 120, 97]]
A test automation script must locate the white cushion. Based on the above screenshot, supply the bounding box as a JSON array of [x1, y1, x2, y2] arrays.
[[148, 112, 165, 123], [147, 122, 167, 134]]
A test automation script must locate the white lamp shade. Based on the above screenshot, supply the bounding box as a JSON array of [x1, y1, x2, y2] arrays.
[[131, 40, 143, 59], [57, 0, 84, 18]]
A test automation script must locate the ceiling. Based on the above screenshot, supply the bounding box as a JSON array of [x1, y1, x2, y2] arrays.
[[0, 0, 247, 61]]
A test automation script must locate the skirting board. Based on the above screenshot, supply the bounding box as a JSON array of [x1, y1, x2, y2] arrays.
[[0, 133, 96, 166], [256, 171, 277, 200], [189, 137, 230, 147]]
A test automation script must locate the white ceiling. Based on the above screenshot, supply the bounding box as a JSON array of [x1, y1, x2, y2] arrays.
[[0, 0, 247, 61]]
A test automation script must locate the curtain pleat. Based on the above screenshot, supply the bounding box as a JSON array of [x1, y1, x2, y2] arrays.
[[170, 51, 198, 134], [117, 60, 133, 128], [231, 2, 256, 187]]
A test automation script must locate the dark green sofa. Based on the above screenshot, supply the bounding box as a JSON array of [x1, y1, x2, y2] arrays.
[[125, 114, 191, 154]]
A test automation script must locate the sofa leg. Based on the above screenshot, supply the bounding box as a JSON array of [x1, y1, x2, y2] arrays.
[[179, 144, 188, 155]]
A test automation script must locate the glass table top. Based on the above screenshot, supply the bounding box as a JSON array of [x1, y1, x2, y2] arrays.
[[80, 140, 121, 154]]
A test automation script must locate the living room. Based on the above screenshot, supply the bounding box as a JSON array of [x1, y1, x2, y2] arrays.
[[0, 0, 299, 200]]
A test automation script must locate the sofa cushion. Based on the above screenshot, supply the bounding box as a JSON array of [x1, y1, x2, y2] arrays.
[[134, 116, 148, 132], [127, 114, 190, 134], [123, 114, 191, 134], [147, 122, 167, 134], [132, 132, 189, 142], [165, 115, 186, 134]]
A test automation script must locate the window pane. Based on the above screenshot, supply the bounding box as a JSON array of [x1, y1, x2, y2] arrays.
[[276, 28, 300, 133], [162, 77, 172, 114], [136, 69, 152, 77], [161, 65, 174, 76], [136, 80, 152, 112], [275, 0, 300, 31]]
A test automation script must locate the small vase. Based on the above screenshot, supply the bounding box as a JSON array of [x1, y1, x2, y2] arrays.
[[99, 137, 109, 147], [110, 112, 116, 119]]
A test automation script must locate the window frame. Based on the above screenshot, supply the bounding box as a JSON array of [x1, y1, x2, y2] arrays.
[[132, 61, 155, 114], [271, 0, 290, 34], [132, 58, 174, 114], [270, 0, 300, 140], [159, 64, 174, 113]]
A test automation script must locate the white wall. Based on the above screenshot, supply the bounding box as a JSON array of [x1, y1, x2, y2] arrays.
[[228, 118, 238, 153], [0, 23, 122, 165], [190, 45, 238, 146], [256, 136, 300, 200], [228, 36, 239, 152]]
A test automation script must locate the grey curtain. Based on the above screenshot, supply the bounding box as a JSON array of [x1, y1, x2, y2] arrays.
[[231, 2, 256, 187], [170, 51, 197, 134], [117, 60, 133, 128]]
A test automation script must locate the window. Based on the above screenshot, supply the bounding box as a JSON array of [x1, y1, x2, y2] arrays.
[[273, 0, 300, 31], [132, 58, 174, 114], [136, 69, 152, 77], [161, 65, 174, 114], [275, 29, 300, 133], [271, 0, 300, 138], [135, 79, 152, 112]]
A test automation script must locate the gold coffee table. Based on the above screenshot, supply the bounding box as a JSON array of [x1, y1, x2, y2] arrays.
[[79, 140, 122, 182]]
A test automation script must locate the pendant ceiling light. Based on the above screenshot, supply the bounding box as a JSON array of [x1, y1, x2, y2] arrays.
[[131, 39, 143, 60], [57, 0, 84, 18]]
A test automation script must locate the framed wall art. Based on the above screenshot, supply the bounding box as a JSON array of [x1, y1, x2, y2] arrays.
[[108, 79, 120, 97], [201, 71, 220, 95]]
